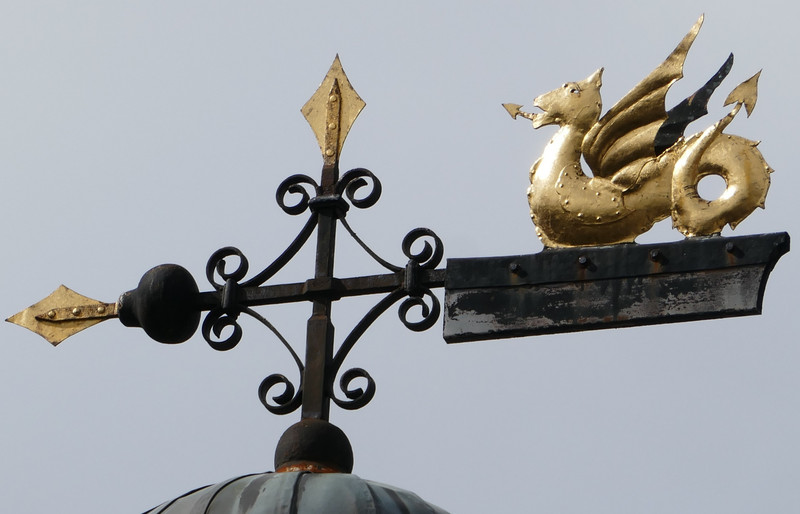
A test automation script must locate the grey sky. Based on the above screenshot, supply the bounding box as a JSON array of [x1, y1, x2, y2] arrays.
[[1, 2, 798, 512]]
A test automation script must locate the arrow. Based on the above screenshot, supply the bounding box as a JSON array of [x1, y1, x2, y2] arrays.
[[502, 103, 523, 119], [724, 70, 761, 117], [502, 102, 540, 122]]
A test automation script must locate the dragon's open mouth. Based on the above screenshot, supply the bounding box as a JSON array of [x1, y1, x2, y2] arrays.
[[530, 95, 560, 128], [530, 107, 557, 129]]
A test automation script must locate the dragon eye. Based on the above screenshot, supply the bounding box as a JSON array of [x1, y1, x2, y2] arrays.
[[569, 88, 580, 95]]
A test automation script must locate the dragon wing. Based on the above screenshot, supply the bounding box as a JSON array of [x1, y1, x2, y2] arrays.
[[582, 16, 704, 179]]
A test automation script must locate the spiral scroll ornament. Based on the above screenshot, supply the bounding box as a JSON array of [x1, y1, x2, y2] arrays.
[[277, 174, 320, 215], [332, 368, 376, 411], [402, 228, 444, 270], [259, 373, 303, 415], [202, 247, 249, 350], [202, 309, 243, 351], [398, 290, 440, 332], [206, 247, 249, 290], [398, 228, 443, 331], [336, 168, 382, 210]]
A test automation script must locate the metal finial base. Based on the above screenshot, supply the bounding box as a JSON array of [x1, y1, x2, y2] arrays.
[[274, 419, 354, 474]]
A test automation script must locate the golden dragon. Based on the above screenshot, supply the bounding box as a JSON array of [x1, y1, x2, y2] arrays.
[[504, 16, 771, 247]]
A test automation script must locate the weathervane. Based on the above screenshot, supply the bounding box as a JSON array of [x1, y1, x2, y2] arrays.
[[7, 19, 789, 470]]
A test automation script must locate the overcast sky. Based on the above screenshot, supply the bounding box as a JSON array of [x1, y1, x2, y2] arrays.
[[1, 2, 798, 513]]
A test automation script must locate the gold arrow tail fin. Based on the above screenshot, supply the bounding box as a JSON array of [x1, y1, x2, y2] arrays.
[[724, 70, 761, 117]]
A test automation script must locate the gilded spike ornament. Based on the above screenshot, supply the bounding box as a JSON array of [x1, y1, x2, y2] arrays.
[[301, 55, 365, 166], [504, 15, 773, 247], [6, 285, 117, 345]]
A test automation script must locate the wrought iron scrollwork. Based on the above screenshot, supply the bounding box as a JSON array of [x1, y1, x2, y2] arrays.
[[336, 168, 382, 210], [202, 309, 243, 351], [402, 228, 444, 270], [334, 368, 376, 411], [199, 175, 323, 406], [336, 168, 402, 273], [50, 59, 453, 424], [198, 164, 443, 416], [329, 290, 403, 410], [251, 307, 304, 415], [398, 228, 443, 331], [398, 290, 440, 332], [259, 374, 303, 415], [277, 174, 320, 215], [202, 247, 249, 351], [328, 226, 444, 411], [242, 175, 321, 287], [206, 246, 250, 290], [201, 172, 323, 351]]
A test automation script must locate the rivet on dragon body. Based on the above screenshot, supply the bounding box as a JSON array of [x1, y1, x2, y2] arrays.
[[504, 15, 772, 248]]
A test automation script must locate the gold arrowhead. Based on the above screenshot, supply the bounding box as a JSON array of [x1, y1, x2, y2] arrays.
[[724, 70, 761, 117], [6, 285, 117, 346], [502, 103, 523, 119], [302, 55, 365, 166]]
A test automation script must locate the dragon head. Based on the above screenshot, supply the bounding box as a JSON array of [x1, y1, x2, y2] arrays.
[[532, 68, 603, 130]]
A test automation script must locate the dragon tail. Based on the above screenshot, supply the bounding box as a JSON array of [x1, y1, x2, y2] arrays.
[[670, 71, 771, 236]]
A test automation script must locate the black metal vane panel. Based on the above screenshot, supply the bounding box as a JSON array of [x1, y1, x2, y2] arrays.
[[445, 232, 789, 342]]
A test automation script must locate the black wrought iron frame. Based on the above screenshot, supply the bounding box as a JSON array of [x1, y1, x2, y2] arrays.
[[189, 160, 444, 421]]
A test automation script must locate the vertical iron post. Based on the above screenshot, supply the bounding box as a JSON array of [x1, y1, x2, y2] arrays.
[[302, 161, 339, 420]]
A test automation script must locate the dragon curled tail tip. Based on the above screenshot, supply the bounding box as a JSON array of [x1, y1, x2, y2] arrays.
[[724, 70, 761, 117]]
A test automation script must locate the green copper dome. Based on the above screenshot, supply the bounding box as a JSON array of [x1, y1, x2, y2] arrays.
[[144, 471, 449, 514]]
